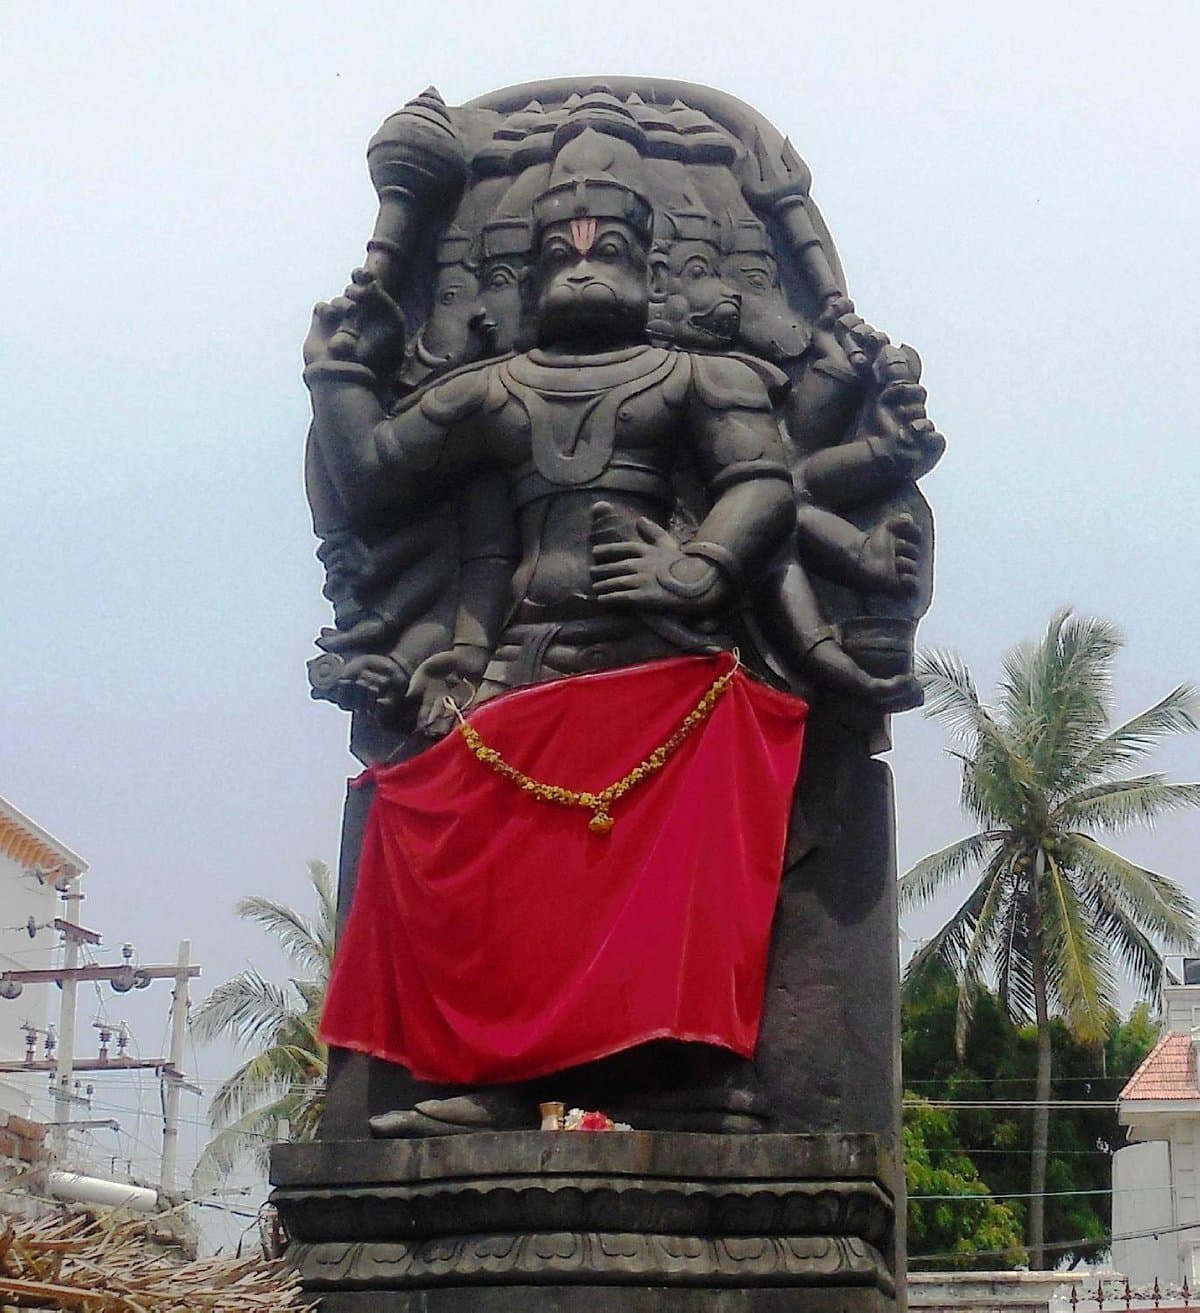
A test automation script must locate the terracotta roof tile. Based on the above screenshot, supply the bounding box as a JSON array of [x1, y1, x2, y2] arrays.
[[0, 795, 87, 876], [1120, 1032, 1200, 1101]]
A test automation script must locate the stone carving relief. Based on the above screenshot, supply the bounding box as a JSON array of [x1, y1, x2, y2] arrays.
[[302, 80, 943, 764]]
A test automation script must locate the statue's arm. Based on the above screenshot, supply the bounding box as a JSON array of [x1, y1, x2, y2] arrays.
[[785, 356, 863, 457], [684, 358, 795, 595], [783, 309, 943, 506], [304, 360, 398, 523], [409, 474, 520, 736], [800, 432, 914, 507], [799, 400, 942, 507], [303, 358, 492, 532], [450, 474, 520, 655], [304, 422, 346, 540], [797, 340, 944, 507]]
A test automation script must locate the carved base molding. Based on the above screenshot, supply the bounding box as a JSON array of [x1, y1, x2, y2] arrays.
[[313, 1289, 898, 1313], [292, 1231, 888, 1289], [271, 1131, 900, 1311]]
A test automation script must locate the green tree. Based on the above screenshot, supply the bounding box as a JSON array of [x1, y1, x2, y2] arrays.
[[900, 610, 1200, 1266], [903, 964, 1160, 1266], [191, 860, 334, 1181], [904, 1095, 1026, 1270]]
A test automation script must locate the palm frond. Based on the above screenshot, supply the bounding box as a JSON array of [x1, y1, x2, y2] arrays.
[[898, 831, 999, 910], [1039, 851, 1116, 1042], [917, 647, 989, 741], [954, 849, 1015, 1054], [208, 1057, 293, 1129], [307, 859, 338, 966], [1024, 611, 1120, 798], [903, 866, 1002, 991], [208, 1040, 326, 1127], [1063, 684, 1200, 790], [995, 890, 1035, 1024], [190, 969, 298, 1048], [235, 896, 327, 975], [1054, 776, 1200, 834], [917, 648, 1046, 830], [1061, 834, 1198, 949], [1073, 868, 1172, 1000], [193, 1087, 322, 1184], [996, 636, 1038, 731], [960, 748, 1041, 832], [293, 978, 327, 1012]]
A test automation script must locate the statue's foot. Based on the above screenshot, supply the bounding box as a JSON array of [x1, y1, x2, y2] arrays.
[[620, 1084, 770, 1117], [368, 1109, 477, 1138], [369, 1089, 530, 1138], [617, 1080, 772, 1133], [621, 1108, 768, 1133], [854, 514, 921, 594], [316, 616, 391, 653]]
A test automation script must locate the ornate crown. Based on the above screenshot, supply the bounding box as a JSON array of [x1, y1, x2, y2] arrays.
[[532, 128, 652, 239]]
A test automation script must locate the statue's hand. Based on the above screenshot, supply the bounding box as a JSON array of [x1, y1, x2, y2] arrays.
[[860, 380, 943, 475], [409, 646, 490, 738], [810, 297, 890, 378], [303, 271, 407, 375], [329, 653, 410, 715], [303, 300, 347, 366], [805, 638, 924, 712], [590, 510, 729, 615], [857, 513, 922, 595], [337, 269, 407, 373]]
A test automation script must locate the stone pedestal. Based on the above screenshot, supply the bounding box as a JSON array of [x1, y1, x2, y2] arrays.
[[271, 1131, 898, 1311], [274, 709, 907, 1308]]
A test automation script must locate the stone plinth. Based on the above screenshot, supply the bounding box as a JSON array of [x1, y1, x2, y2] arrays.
[[271, 1131, 899, 1311]]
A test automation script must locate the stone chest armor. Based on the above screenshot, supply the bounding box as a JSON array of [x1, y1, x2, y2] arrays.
[[498, 346, 685, 488]]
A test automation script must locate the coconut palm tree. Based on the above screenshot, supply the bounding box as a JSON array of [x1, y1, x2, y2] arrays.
[[900, 610, 1200, 1268], [191, 860, 334, 1182]]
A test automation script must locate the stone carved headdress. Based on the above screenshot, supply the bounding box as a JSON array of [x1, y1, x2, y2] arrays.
[[531, 127, 653, 243]]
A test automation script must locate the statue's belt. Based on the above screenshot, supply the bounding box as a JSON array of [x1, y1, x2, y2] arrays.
[[507, 460, 672, 511]]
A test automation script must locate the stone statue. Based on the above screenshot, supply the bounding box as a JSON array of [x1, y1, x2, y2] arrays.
[[275, 77, 944, 1313]]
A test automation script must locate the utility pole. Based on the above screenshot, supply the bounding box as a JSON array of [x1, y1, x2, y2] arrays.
[[51, 873, 82, 1157], [159, 940, 191, 1195], [1, 917, 202, 1188]]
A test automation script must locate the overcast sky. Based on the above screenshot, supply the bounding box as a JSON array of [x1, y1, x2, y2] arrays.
[[2, 0, 1198, 1223]]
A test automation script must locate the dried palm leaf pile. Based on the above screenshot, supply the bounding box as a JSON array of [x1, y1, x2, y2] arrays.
[[0, 1209, 311, 1312]]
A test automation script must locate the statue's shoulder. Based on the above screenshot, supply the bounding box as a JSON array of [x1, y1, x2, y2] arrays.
[[686, 351, 788, 411], [415, 355, 513, 425]]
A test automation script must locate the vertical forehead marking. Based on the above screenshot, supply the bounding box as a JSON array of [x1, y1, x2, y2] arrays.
[[569, 217, 598, 255]]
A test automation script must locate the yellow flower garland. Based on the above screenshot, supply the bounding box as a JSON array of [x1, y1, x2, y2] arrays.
[[444, 654, 740, 834]]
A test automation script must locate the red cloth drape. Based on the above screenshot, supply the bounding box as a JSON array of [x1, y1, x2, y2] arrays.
[[320, 654, 808, 1085]]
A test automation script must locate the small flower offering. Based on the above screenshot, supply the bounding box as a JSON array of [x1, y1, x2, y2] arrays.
[[563, 1107, 631, 1131]]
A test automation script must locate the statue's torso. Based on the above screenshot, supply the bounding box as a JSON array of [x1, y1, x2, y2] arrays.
[[482, 345, 690, 618]]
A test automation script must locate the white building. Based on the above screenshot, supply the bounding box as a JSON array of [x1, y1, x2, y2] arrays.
[[0, 795, 87, 1123], [1114, 980, 1200, 1287]]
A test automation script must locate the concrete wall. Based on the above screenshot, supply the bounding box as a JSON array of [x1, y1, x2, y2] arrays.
[[1112, 1141, 1178, 1285], [907, 1271, 1087, 1313], [1163, 986, 1200, 1036], [0, 851, 56, 1120], [1115, 986, 1200, 1287]]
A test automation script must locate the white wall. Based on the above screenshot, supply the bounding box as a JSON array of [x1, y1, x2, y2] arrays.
[[1112, 1141, 1178, 1285], [1163, 985, 1200, 1036], [0, 852, 57, 1120]]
